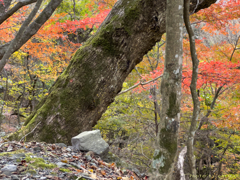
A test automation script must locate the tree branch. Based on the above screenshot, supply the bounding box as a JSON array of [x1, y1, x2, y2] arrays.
[[229, 35, 240, 62], [117, 75, 162, 96], [0, 0, 63, 62], [0, 0, 37, 25], [0, 0, 43, 72]]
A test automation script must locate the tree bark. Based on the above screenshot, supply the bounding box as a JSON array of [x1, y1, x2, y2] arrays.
[[151, 0, 183, 179], [7, 0, 217, 147]]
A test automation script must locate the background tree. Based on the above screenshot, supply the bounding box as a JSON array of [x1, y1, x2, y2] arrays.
[[151, 0, 183, 179]]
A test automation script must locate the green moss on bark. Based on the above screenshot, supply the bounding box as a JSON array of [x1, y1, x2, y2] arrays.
[[167, 92, 180, 118], [92, 24, 120, 56], [123, 5, 140, 34], [153, 128, 177, 173]]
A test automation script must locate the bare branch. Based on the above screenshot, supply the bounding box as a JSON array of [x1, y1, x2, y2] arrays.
[[0, 0, 63, 62], [117, 75, 162, 96], [0, 0, 37, 25], [229, 35, 240, 62], [0, 0, 43, 72]]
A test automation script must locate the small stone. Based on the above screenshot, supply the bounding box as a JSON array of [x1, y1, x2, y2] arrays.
[[12, 153, 26, 160], [77, 162, 85, 167], [58, 173, 65, 178], [85, 155, 92, 161], [33, 146, 41, 152], [11, 175, 19, 180], [33, 176, 40, 179], [0, 132, 6, 137], [56, 162, 69, 168], [66, 148, 72, 152], [55, 143, 67, 148], [68, 146, 73, 149], [40, 177, 47, 180], [90, 162, 97, 167], [1, 164, 17, 175], [0, 160, 6, 164]]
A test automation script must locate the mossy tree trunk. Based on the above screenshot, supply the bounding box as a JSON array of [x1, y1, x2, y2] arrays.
[[8, 0, 217, 148], [151, 0, 183, 179]]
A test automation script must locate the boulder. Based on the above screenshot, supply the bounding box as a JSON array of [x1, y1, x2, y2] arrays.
[[71, 130, 109, 156]]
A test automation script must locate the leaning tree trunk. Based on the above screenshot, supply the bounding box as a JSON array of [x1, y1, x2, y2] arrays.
[[7, 0, 217, 146], [151, 0, 183, 179]]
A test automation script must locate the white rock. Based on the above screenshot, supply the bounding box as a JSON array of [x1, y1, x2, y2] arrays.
[[71, 130, 109, 156]]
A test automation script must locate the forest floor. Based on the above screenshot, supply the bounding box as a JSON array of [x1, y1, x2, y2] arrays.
[[0, 139, 144, 180]]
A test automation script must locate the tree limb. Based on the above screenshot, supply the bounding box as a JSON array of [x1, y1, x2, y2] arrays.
[[117, 75, 162, 95], [0, 0, 37, 25], [0, 0, 43, 72], [0, 0, 63, 63]]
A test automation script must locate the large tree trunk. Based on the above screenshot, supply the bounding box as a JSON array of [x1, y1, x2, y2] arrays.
[[151, 0, 183, 179], [7, 0, 217, 146]]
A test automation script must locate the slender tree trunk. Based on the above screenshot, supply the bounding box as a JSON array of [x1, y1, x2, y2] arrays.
[[7, 0, 217, 149], [184, 0, 200, 179], [151, 0, 183, 179]]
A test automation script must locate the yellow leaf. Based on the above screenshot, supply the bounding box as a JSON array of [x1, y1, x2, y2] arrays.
[[61, 159, 68, 163]]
